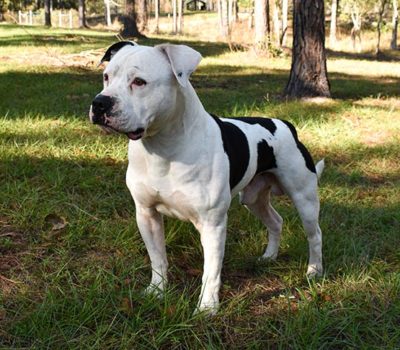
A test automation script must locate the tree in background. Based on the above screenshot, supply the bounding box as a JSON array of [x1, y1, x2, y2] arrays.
[[178, 0, 183, 33], [341, 0, 374, 52], [284, 0, 330, 98], [376, 0, 389, 56], [44, 0, 51, 26], [228, 0, 238, 26], [154, 0, 159, 33], [281, 0, 288, 46], [219, 0, 229, 38], [104, 0, 112, 26], [120, 0, 143, 38], [254, 0, 270, 50], [139, 0, 148, 31], [172, 0, 177, 33], [272, 0, 280, 46], [0, 0, 6, 21], [391, 0, 398, 49], [137, 0, 148, 32], [78, 0, 87, 28], [329, 0, 338, 48]]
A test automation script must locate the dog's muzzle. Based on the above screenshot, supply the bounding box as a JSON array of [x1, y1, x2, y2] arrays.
[[90, 94, 114, 125]]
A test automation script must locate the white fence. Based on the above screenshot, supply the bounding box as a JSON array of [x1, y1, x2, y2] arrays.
[[17, 10, 74, 28], [18, 10, 34, 25]]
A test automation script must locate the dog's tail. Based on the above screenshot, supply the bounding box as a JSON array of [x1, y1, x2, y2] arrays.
[[315, 159, 325, 180]]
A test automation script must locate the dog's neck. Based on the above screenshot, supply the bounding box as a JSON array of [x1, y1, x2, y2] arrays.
[[141, 83, 209, 157]]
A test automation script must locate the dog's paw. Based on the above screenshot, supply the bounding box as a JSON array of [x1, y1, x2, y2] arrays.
[[143, 284, 164, 299], [260, 251, 278, 261], [306, 264, 323, 278], [194, 302, 219, 317]]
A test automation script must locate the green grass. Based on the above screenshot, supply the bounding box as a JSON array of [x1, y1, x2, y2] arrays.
[[1, 24, 400, 349]]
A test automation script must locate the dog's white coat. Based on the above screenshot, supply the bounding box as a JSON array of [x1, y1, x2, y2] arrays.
[[91, 43, 324, 314]]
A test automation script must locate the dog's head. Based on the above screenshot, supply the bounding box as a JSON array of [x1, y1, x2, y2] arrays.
[[89, 41, 202, 140]]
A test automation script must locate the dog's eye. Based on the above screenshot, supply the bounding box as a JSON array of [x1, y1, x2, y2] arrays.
[[132, 78, 146, 87], [104, 73, 109, 82]]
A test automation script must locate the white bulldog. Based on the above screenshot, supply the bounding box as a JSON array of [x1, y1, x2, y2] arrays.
[[89, 42, 324, 315]]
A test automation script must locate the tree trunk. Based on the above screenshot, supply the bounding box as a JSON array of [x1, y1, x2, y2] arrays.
[[154, 0, 159, 33], [220, 0, 229, 38], [254, 0, 268, 50], [391, 0, 398, 49], [104, 0, 112, 26], [217, 0, 223, 29], [376, 0, 388, 56], [281, 0, 288, 46], [233, 0, 238, 22], [284, 0, 331, 98], [172, 0, 177, 33], [228, 0, 233, 26], [272, 0, 280, 46], [329, 0, 337, 48], [120, 0, 144, 38], [229, 0, 237, 25], [178, 0, 183, 33], [138, 0, 148, 32], [78, 0, 87, 28], [44, 0, 51, 26], [350, 10, 362, 52]]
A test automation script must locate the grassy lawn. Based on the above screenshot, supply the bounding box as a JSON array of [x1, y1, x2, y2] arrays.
[[1, 23, 400, 349]]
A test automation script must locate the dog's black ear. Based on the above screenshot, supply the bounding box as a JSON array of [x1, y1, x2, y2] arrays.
[[100, 41, 136, 64]]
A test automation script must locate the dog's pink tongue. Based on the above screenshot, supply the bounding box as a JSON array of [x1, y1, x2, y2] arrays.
[[126, 130, 144, 140]]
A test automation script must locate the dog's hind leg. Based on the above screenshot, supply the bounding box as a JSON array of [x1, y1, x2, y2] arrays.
[[240, 174, 283, 260], [293, 191, 323, 277], [280, 174, 323, 277]]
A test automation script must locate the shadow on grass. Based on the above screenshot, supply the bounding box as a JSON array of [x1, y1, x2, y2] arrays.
[[1, 66, 399, 120], [1, 149, 398, 279], [1, 146, 399, 348], [0, 34, 113, 48], [0, 23, 231, 58], [327, 48, 400, 62]]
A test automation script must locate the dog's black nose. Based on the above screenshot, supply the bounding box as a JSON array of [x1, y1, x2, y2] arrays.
[[91, 94, 113, 124]]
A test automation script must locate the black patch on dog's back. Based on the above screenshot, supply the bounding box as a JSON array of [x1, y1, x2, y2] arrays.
[[282, 121, 316, 173], [232, 117, 277, 135], [210, 115, 250, 189], [256, 140, 277, 174]]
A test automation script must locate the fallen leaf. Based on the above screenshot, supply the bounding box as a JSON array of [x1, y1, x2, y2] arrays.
[[166, 305, 176, 316], [119, 297, 133, 315], [44, 214, 68, 231], [0, 308, 6, 320], [187, 268, 202, 276]]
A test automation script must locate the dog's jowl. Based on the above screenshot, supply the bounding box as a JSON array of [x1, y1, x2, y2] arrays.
[[89, 42, 324, 315]]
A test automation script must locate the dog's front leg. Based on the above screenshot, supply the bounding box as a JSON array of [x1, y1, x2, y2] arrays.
[[196, 217, 227, 315], [136, 206, 168, 295]]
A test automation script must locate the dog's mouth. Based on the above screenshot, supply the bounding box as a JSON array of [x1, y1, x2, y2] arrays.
[[126, 128, 145, 141]]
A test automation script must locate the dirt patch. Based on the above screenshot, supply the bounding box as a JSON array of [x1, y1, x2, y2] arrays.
[[341, 111, 400, 146], [354, 97, 400, 111], [360, 130, 396, 146], [0, 217, 30, 295], [0, 49, 104, 68]]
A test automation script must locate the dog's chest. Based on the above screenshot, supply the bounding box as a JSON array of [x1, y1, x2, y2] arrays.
[[127, 151, 208, 224]]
